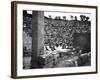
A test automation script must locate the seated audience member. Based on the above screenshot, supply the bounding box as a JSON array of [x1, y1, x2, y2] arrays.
[[57, 44, 63, 50], [65, 45, 68, 49], [46, 45, 51, 51], [55, 44, 59, 50], [44, 46, 47, 51]]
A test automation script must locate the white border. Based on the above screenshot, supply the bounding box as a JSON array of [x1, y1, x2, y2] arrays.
[[17, 3, 96, 76]]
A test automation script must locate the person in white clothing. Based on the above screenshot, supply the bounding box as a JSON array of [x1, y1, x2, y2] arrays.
[[46, 45, 51, 51]]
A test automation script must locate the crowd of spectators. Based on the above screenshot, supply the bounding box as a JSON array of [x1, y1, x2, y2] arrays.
[[44, 15, 91, 50]]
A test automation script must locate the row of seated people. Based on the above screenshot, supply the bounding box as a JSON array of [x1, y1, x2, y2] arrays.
[[41, 43, 89, 58], [43, 44, 71, 52]]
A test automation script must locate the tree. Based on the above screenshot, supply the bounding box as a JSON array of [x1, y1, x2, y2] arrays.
[[86, 17, 89, 21], [58, 16, 61, 20], [75, 16, 77, 21], [48, 15, 52, 19], [63, 16, 66, 20], [80, 15, 83, 21], [83, 15, 86, 21], [23, 10, 27, 15], [70, 15, 74, 20]]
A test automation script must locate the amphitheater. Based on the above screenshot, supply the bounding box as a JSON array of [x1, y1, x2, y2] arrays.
[[23, 10, 91, 69]]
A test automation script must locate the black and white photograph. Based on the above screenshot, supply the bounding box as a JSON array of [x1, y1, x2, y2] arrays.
[[23, 10, 91, 69], [11, 1, 97, 78]]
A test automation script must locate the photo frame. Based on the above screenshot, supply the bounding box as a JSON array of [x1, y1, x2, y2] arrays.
[[11, 1, 98, 78]]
